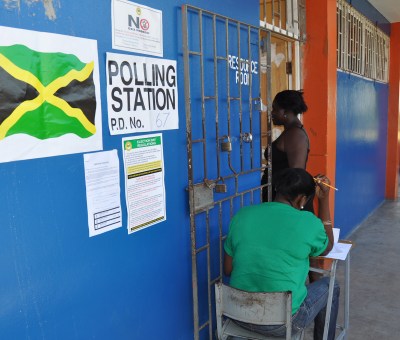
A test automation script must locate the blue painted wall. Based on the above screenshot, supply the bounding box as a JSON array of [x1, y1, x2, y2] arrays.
[[335, 71, 388, 237], [335, 0, 390, 237], [0, 1, 259, 339]]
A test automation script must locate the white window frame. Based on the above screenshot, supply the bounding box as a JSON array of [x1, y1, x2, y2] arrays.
[[337, 0, 389, 83]]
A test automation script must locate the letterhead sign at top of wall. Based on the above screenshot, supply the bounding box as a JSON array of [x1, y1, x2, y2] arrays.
[[111, 0, 163, 57], [0, 26, 102, 163]]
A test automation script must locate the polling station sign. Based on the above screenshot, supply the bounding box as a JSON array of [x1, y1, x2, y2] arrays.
[[106, 53, 178, 135]]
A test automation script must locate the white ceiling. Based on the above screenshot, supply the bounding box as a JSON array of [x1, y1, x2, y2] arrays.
[[368, 0, 400, 23]]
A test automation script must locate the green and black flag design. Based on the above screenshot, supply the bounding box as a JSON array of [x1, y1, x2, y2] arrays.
[[0, 44, 96, 140]]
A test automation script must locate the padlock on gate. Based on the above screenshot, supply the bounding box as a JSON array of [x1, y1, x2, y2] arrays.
[[220, 136, 232, 152], [215, 183, 227, 193]]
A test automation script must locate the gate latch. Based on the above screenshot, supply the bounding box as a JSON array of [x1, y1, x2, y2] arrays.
[[188, 181, 215, 213], [241, 132, 253, 143]]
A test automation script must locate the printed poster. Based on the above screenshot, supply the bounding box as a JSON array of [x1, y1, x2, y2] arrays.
[[84, 150, 122, 237], [106, 52, 178, 135], [0, 26, 102, 163], [111, 0, 163, 57], [122, 134, 166, 234]]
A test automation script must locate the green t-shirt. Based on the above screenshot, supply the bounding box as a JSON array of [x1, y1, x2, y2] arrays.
[[224, 202, 329, 314]]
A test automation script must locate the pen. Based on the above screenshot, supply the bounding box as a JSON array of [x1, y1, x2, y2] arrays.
[[314, 178, 339, 191]]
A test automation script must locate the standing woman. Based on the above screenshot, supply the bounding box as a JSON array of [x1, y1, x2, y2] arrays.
[[261, 90, 311, 209]]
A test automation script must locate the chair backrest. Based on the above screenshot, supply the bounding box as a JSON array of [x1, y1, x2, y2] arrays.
[[215, 282, 292, 338]]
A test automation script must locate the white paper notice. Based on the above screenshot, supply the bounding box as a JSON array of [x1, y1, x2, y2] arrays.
[[106, 53, 178, 135], [84, 150, 122, 237], [122, 134, 166, 234], [111, 0, 163, 57]]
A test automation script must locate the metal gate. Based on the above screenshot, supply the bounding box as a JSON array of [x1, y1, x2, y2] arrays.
[[182, 5, 272, 339]]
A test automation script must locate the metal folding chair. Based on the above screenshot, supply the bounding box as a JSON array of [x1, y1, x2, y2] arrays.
[[215, 282, 304, 340]]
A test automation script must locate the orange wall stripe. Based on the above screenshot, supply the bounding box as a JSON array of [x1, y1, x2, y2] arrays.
[[385, 23, 400, 199], [303, 0, 338, 216]]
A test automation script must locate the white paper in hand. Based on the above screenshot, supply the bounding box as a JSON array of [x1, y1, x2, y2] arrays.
[[324, 228, 352, 260]]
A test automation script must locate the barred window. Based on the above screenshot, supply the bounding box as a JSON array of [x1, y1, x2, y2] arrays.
[[260, 0, 306, 40], [337, 0, 389, 82]]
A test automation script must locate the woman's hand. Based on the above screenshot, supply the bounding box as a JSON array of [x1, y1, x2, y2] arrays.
[[314, 174, 334, 255], [314, 174, 330, 199]]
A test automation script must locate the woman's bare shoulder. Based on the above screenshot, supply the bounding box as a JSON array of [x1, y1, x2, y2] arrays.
[[284, 126, 308, 142]]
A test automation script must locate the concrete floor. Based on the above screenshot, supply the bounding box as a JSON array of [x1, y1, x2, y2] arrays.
[[305, 195, 400, 339]]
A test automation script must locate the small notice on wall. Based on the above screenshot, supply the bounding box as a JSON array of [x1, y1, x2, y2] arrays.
[[111, 0, 163, 57], [122, 134, 166, 234], [106, 52, 178, 135], [84, 150, 122, 237]]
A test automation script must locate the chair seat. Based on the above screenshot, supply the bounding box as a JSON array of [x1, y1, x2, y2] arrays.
[[222, 319, 304, 340], [215, 283, 304, 340]]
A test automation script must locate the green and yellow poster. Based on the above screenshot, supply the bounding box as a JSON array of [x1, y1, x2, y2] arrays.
[[0, 26, 102, 163]]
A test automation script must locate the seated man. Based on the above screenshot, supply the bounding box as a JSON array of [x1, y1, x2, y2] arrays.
[[224, 168, 339, 340]]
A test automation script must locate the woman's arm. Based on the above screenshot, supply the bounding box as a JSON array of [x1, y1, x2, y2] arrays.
[[314, 174, 334, 256], [224, 252, 233, 276]]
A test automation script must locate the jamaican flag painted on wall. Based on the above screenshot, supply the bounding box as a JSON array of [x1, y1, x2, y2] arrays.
[[0, 44, 96, 140]]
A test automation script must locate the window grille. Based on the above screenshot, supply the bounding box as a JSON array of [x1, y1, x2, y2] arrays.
[[260, 0, 306, 41], [337, 0, 389, 83]]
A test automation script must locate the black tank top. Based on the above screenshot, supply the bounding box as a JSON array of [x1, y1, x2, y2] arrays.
[[261, 125, 310, 201], [265, 125, 309, 176]]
